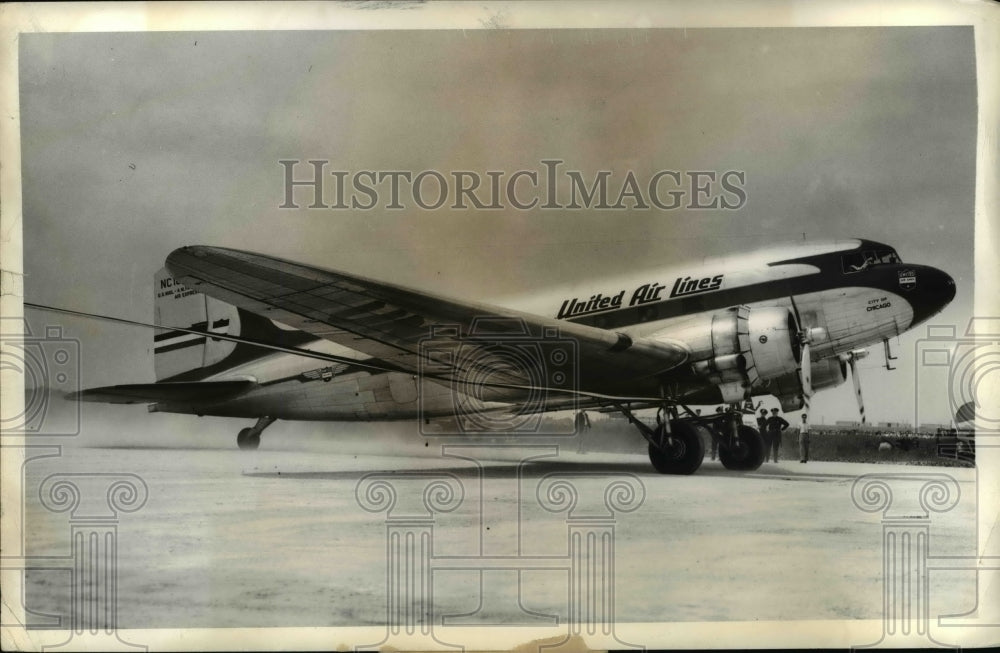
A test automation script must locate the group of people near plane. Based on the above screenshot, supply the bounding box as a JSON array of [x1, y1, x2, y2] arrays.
[[708, 405, 810, 463]]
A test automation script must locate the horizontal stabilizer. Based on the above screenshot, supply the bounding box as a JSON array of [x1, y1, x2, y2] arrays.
[[67, 380, 256, 405]]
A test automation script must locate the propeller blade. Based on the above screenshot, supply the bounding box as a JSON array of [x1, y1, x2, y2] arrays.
[[790, 295, 812, 423], [799, 340, 812, 417], [849, 355, 866, 425], [789, 295, 803, 332], [788, 295, 807, 371]]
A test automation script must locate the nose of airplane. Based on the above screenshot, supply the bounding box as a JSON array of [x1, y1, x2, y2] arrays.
[[908, 265, 956, 327]]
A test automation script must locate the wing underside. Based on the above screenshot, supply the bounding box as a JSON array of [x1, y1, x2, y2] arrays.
[[165, 246, 689, 401], [68, 380, 256, 405]]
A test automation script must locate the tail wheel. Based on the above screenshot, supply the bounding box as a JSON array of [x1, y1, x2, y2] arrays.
[[719, 425, 765, 471], [237, 427, 260, 451], [648, 419, 705, 475]]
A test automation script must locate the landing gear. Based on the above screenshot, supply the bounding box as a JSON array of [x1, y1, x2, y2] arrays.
[[236, 416, 276, 451], [236, 428, 259, 450], [718, 425, 766, 471], [614, 402, 705, 475], [648, 420, 705, 475]]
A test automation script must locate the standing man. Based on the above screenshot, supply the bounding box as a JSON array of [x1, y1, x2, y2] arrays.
[[799, 413, 810, 463], [756, 408, 770, 462], [575, 410, 591, 454], [765, 408, 789, 462]]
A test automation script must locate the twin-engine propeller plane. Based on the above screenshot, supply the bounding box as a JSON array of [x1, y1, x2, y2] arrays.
[[32, 238, 955, 475]]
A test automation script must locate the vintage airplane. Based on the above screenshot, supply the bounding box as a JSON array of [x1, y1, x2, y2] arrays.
[[38, 237, 955, 475]]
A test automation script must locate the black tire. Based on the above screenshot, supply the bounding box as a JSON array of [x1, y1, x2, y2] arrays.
[[719, 425, 765, 471], [237, 427, 260, 451], [648, 420, 705, 475]]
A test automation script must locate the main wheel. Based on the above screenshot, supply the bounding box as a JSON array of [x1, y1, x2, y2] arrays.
[[719, 425, 765, 471], [237, 427, 260, 451], [648, 419, 705, 475]]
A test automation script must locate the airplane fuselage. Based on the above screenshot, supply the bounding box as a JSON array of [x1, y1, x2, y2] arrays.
[[148, 238, 955, 421]]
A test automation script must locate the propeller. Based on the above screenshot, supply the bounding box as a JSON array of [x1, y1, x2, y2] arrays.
[[790, 296, 871, 427], [789, 296, 813, 423]]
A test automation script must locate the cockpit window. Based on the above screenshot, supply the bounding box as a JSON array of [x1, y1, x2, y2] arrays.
[[842, 249, 900, 273], [876, 249, 900, 264]]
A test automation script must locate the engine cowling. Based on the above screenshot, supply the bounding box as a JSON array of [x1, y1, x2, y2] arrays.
[[683, 306, 801, 403]]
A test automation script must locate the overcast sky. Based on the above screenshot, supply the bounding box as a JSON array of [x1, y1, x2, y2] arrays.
[[20, 27, 977, 429]]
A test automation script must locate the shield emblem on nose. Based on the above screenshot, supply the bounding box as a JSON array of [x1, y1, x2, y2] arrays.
[[898, 269, 917, 291]]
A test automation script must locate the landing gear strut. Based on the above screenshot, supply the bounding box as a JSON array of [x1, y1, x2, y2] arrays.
[[237, 416, 276, 451], [615, 402, 705, 475]]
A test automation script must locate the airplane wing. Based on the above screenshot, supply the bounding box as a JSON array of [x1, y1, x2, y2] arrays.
[[165, 246, 688, 400], [68, 380, 256, 405]]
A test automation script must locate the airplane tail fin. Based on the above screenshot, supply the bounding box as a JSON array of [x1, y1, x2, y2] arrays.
[[153, 267, 241, 381]]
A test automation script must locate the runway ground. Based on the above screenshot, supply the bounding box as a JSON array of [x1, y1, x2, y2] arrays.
[[21, 443, 979, 631]]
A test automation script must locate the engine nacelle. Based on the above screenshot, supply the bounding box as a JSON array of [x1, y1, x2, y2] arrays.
[[683, 306, 801, 403]]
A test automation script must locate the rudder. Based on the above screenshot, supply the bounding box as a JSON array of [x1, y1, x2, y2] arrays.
[[153, 268, 240, 380]]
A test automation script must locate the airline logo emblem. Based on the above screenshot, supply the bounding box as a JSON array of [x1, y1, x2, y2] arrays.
[[898, 269, 916, 291], [556, 275, 724, 319]]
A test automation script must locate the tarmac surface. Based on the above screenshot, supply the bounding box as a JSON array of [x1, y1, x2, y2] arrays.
[[21, 442, 979, 633]]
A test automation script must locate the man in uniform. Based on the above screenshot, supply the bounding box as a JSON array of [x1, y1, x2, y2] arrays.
[[765, 408, 789, 462]]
